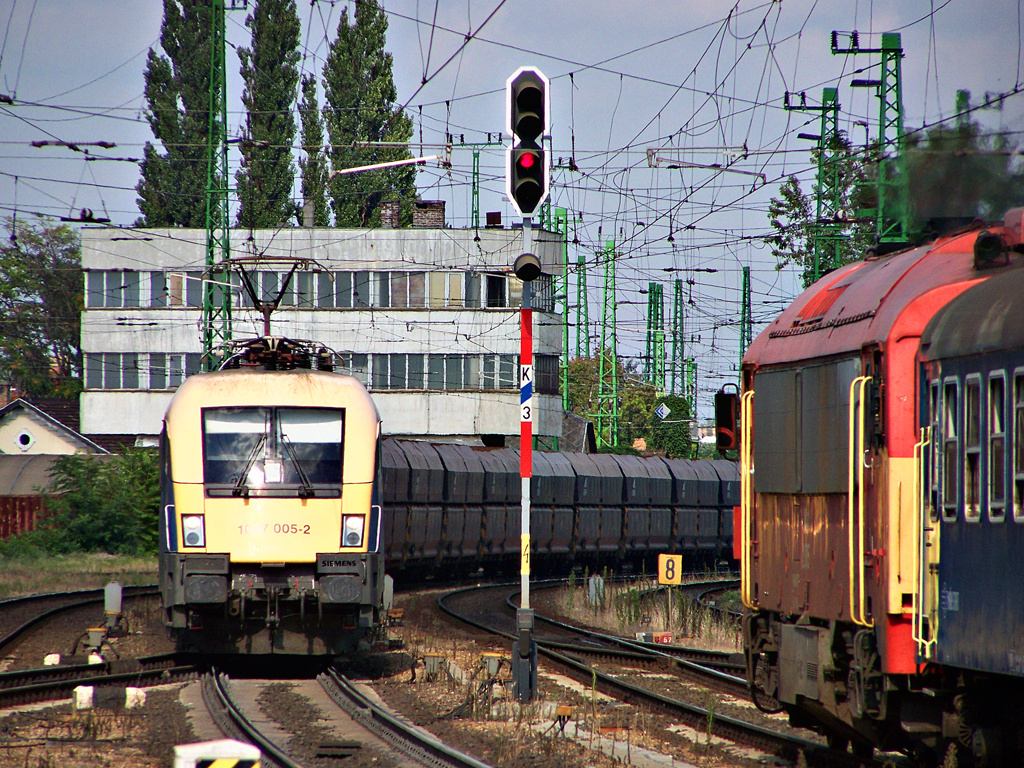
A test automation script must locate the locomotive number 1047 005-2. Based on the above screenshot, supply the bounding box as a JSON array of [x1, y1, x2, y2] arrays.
[[237, 523, 312, 535]]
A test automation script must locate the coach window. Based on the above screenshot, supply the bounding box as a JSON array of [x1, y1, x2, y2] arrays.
[[989, 373, 1007, 521], [942, 380, 959, 521], [964, 376, 982, 521], [1015, 372, 1024, 521]]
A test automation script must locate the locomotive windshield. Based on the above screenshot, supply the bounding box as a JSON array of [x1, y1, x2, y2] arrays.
[[202, 406, 344, 497]]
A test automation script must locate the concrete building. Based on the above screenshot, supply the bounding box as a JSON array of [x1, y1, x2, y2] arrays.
[[79, 205, 565, 445]]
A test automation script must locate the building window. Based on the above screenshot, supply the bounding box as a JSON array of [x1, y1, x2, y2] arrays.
[[429, 272, 464, 308], [989, 374, 1006, 521], [185, 272, 204, 307], [942, 380, 958, 521], [389, 272, 426, 307], [150, 353, 186, 389], [482, 354, 518, 389], [465, 273, 481, 307], [531, 274, 556, 312], [535, 354, 559, 395], [485, 274, 507, 308], [86, 270, 140, 308], [336, 353, 368, 385], [426, 354, 474, 390], [85, 352, 140, 390], [371, 354, 425, 389], [964, 376, 981, 521], [295, 272, 314, 308]]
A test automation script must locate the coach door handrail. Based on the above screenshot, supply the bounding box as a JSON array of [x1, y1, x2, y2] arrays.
[[740, 389, 756, 608], [847, 375, 873, 627], [912, 426, 937, 658]]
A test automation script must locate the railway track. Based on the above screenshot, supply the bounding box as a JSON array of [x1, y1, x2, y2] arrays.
[[0, 652, 199, 708], [200, 668, 497, 768], [0, 585, 159, 659], [437, 580, 871, 768]]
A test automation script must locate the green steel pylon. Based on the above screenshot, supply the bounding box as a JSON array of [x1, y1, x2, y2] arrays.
[[555, 208, 570, 412], [594, 241, 618, 449], [834, 30, 911, 245], [575, 252, 589, 359], [202, 0, 234, 370], [740, 266, 752, 370], [645, 282, 666, 392], [784, 87, 842, 283], [670, 278, 684, 395], [685, 357, 697, 458]]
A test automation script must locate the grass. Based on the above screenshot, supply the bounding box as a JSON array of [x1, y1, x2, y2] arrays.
[[0, 552, 157, 600], [550, 574, 742, 652]]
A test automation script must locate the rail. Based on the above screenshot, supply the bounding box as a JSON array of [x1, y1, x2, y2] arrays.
[[912, 426, 936, 658], [740, 389, 755, 608], [847, 375, 873, 627]]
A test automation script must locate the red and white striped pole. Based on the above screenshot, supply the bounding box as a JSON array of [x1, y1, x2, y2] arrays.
[[512, 236, 542, 703]]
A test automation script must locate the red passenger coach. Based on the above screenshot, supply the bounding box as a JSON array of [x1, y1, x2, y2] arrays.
[[738, 209, 1024, 760]]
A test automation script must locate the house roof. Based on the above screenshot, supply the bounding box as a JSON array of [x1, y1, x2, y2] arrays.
[[0, 398, 109, 455], [0, 454, 59, 495]]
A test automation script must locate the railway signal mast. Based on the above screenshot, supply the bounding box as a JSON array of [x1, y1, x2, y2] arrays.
[[506, 66, 550, 703]]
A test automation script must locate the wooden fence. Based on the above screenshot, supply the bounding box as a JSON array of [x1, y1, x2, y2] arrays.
[[0, 496, 49, 540]]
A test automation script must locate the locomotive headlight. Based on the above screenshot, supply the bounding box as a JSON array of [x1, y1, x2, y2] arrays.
[[342, 515, 364, 547], [182, 514, 206, 547]]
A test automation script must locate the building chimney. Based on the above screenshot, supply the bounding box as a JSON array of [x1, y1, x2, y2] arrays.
[[412, 200, 445, 229], [380, 200, 401, 229]]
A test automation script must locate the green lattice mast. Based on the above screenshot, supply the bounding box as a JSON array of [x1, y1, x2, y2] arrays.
[[594, 241, 618, 448], [740, 266, 752, 370], [575, 252, 589, 359], [835, 30, 910, 245], [670, 278, 684, 395], [784, 87, 842, 283], [645, 282, 666, 392], [555, 208, 570, 411], [203, 0, 233, 369]]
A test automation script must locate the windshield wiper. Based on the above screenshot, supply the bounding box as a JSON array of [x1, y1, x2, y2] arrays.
[[233, 433, 267, 497], [281, 433, 315, 498]]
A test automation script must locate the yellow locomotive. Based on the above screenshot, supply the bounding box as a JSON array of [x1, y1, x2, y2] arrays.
[[158, 337, 385, 654]]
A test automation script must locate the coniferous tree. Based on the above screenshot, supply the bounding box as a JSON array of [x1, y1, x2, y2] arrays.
[[322, 0, 417, 227], [297, 74, 331, 226], [135, 0, 214, 227], [236, 0, 301, 228]]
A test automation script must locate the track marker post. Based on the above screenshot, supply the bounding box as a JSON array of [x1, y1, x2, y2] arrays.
[[512, 243, 542, 703]]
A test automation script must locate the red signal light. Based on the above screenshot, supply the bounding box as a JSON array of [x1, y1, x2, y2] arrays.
[[518, 151, 537, 169]]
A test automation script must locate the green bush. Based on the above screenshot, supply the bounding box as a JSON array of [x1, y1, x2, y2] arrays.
[[0, 447, 160, 557]]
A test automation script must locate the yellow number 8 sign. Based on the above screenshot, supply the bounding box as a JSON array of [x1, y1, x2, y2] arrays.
[[658, 554, 682, 585]]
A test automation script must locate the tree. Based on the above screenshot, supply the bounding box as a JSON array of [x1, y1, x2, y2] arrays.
[[235, 0, 301, 228], [322, 0, 417, 227], [0, 217, 82, 397], [564, 355, 692, 457], [135, 0, 214, 228], [768, 121, 1024, 286], [29, 449, 159, 556], [904, 121, 1024, 227], [767, 132, 873, 287], [297, 74, 331, 226]]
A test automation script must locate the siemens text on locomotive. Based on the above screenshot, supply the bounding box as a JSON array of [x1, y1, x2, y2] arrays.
[[734, 208, 1024, 764], [158, 337, 386, 655]]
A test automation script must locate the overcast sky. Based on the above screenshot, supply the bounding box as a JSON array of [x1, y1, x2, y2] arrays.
[[1, 0, 1022, 405]]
